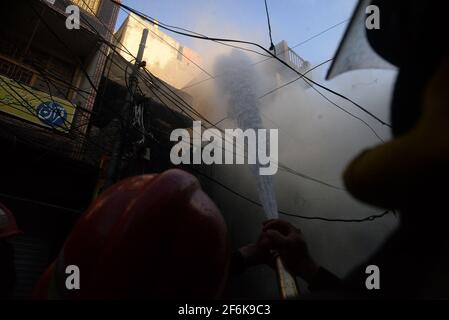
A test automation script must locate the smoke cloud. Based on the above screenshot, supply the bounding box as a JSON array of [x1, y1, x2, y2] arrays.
[[181, 10, 398, 299]]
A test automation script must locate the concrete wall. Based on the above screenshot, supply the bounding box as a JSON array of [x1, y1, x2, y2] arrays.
[[115, 13, 202, 90]]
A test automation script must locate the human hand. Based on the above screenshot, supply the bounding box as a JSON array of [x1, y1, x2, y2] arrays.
[[238, 234, 275, 268], [260, 219, 319, 282]]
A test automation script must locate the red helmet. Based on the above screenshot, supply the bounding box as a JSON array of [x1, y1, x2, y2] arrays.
[[34, 169, 230, 299], [0, 202, 22, 238]]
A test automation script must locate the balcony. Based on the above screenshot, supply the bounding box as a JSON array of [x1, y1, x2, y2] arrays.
[[273, 40, 310, 74]]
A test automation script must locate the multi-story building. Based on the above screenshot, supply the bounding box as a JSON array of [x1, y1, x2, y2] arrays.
[[87, 12, 203, 186], [0, 0, 121, 298], [0, 0, 120, 158], [114, 12, 204, 90]]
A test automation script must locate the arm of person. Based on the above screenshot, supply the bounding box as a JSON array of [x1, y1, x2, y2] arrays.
[[230, 241, 275, 276], [229, 246, 260, 275], [343, 57, 449, 209], [260, 220, 343, 293]]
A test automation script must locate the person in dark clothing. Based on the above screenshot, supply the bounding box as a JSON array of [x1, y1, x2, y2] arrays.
[[0, 240, 15, 299], [238, 0, 449, 298], [0, 202, 21, 299]]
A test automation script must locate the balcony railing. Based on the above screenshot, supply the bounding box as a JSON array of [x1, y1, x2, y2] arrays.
[[274, 40, 310, 73], [287, 48, 309, 71]]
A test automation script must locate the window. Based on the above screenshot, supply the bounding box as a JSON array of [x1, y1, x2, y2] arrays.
[[0, 56, 74, 100], [71, 0, 102, 15], [0, 58, 34, 86]]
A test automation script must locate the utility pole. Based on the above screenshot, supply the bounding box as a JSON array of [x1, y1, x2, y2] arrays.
[[103, 28, 149, 190]]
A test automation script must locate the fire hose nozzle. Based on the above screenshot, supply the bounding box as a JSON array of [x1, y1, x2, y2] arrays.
[[272, 251, 300, 299]]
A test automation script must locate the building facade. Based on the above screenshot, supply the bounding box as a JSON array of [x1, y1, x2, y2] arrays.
[[0, 0, 120, 158], [0, 0, 121, 298], [114, 12, 203, 90]]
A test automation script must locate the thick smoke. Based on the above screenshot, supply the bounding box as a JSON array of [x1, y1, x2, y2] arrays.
[[183, 20, 398, 299], [187, 50, 398, 298]]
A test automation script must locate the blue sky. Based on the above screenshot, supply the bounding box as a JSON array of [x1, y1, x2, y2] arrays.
[[115, 0, 358, 65]]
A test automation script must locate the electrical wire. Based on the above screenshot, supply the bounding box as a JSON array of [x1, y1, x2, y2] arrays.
[[25, 0, 140, 158], [100, 34, 379, 196], [258, 59, 333, 99], [126, 114, 392, 223], [264, 0, 276, 53], [252, 18, 350, 67], [77, 0, 383, 171], [93, 11, 348, 193], [109, 0, 390, 128], [116, 4, 271, 58], [140, 67, 345, 190], [13, 1, 394, 223], [105, 21, 393, 222], [81, 1, 393, 223], [0, 79, 114, 156], [183, 18, 349, 89], [0, 191, 82, 214], [121, 10, 215, 78], [258, 59, 385, 142], [28, 2, 99, 94]]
